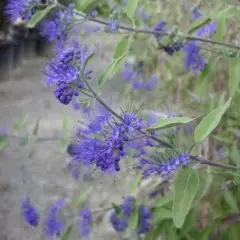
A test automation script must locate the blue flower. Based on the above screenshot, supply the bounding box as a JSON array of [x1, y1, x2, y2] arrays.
[[21, 197, 39, 227], [4, 0, 40, 22], [40, 4, 76, 47], [183, 41, 207, 73], [78, 208, 92, 237], [44, 199, 65, 237], [110, 196, 135, 232], [138, 153, 189, 179], [43, 43, 93, 105], [108, 20, 118, 32], [138, 206, 152, 235]]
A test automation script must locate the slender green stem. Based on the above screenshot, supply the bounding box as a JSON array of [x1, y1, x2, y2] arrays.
[[56, 2, 240, 50]]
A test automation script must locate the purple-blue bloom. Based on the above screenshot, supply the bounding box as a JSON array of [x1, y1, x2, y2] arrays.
[[40, 4, 76, 47], [21, 197, 40, 227], [78, 208, 92, 237], [138, 206, 152, 235], [108, 20, 118, 32], [44, 199, 65, 237], [4, 0, 40, 22]]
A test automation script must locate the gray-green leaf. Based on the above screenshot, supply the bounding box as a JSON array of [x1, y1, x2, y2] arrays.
[[72, 188, 92, 209], [228, 59, 240, 97], [98, 52, 129, 89], [125, 0, 140, 20], [194, 98, 232, 143], [172, 168, 199, 228], [188, 16, 212, 34], [114, 35, 133, 59], [129, 207, 139, 230], [14, 113, 29, 131], [147, 117, 195, 131], [0, 136, 8, 151], [62, 224, 73, 240], [27, 5, 56, 28], [153, 193, 173, 208]]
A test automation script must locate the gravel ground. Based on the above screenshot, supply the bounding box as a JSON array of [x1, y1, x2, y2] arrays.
[[0, 32, 138, 240]]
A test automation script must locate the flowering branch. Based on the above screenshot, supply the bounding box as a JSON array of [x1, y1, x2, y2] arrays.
[[56, 2, 240, 51]]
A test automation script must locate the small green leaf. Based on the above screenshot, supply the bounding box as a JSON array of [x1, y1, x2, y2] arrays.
[[114, 35, 133, 59], [72, 188, 92, 209], [228, 58, 240, 97], [14, 113, 29, 131], [32, 119, 40, 136], [60, 139, 68, 153], [147, 117, 194, 131], [112, 203, 121, 215], [129, 207, 139, 230], [188, 16, 212, 34], [27, 5, 56, 28], [98, 52, 129, 89], [153, 193, 173, 208], [214, 15, 226, 41], [152, 208, 172, 223], [194, 98, 232, 143], [0, 136, 8, 151], [28, 145, 36, 158], [223, 191, 239, 213], [130, 172, 142, 193], [62, 224, 73, 240], [19, 135, 29, 146], [172, 168, 200, 228], [125, 0, 140, 20]]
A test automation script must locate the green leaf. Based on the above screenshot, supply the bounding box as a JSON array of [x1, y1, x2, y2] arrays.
[[62, 224, 73, 240], [153, 193, 173, 208], [129, 207, 139, 230], [214, 15, 226, 41], [130, 172, 142, 193], [112, 203, 121, 215], [194, 168, 213, 203], [152, 208, 172, 223], [114, 35, 133, 59], [28, 145, 36, 158], [60, 139, 68, 153], [14, 113, 29, 131], [147, 117, 195, 131], [98, 52, 129, 89], [19, 135, 29, 146], [0, 136, 8, 151], [125, 0, 139, 20], [228, 59, 240, 97], [144, 221, 168, 240], [72, 188, 92, 209], [172, 168, 200, 228], [27, 5, 56, 28], [223, 191, 239, 212], [32, 119, 40, 135], [194, 98, 232, 143], [230, 145, 240, 167], [188, 16, 212, 34]]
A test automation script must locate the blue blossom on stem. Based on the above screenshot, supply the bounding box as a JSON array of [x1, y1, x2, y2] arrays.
[[43, 42, 93, 105], [110, 196, 135, 232], [183, 41, 206, 73], [137, 153, 189, 179], [4, 0, 40, 22], [21, 197, 40, 227], [44, 199, 65, 237], [78, 208, 92, 238], [40, 4, 76, 47], [138, 206, 152, 235], [108, 20, 118, 32]]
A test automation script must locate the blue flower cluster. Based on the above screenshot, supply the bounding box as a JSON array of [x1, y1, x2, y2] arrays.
[[67, 108, 145, 176], [153, 21, 183, 56], [183, 7, 217, 73], [21, 197, 39, 227], [78, 208, 92, 238], [110, 196, 152, 235], [5, 0, 40, 22], [40, 4, 76, 48], [122, 62, 159, 91], [44, 199, 65, 237], [43, 43, 93, 105], [137, 152, 189, 179]]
